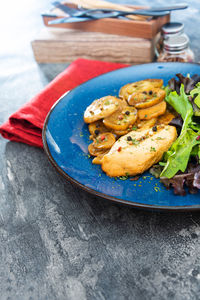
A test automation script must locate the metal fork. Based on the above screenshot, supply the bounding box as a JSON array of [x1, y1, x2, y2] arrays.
[[48, 3, 188, 24], [51, 2, 188, 18]]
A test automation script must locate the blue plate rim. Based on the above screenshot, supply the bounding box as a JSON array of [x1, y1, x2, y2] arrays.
[[42, 62, 200, 212]]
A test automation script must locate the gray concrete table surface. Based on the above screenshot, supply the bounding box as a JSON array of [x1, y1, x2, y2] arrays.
[[1, 1, 200, 300]]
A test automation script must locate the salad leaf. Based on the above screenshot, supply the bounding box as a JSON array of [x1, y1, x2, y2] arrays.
[[195, 96, 200, 108], [160, 83, 200, 178], [161, 174, 186, 196], [149, 164, 163, 178], [190, 144, 200, 158], [168, 73, 200, 95], [190, 82, 200, 108], [168, 115, 183, 135], [160, 163, 200, 195], [165, 84, 193, 129], [194, 171, 200, 189], [161, 172, 199, 196], [167, 74, 200, 117], [160, 128, 200, 178], [150, 73, 200, 194], [189, 82, 200, 116]]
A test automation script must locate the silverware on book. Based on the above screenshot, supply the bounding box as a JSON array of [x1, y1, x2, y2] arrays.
[[47, 3, 188, 24], [48, 9, 168, 25]]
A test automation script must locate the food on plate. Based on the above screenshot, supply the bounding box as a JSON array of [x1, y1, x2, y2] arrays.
[[84, 96, 120, 123], [88, 143, 106, 157], [157, 110, 175, 125], [92, 132, 116, 150], [136, 118, 157, 131], [103, 106, 137, 130], [137, 101, 166, 120], [88, 120, 109, 135], [150, 74, 200, 195], [92, 151, 109, 165], [85, 78, 172, 177], [101, 125, 177, 177], [128, 87, 165, 108], [119, 79, 163, 104], [84, 74, 200, 195]]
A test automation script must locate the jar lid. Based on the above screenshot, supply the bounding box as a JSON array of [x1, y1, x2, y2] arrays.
[[164, 34, 189, 52], [161, 22, 184, 36]]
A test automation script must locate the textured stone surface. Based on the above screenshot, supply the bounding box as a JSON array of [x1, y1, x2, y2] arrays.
[[1, 1, 200, 300]]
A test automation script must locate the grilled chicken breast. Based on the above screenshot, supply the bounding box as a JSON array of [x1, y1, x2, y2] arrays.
[[101, 125, 177, 177]]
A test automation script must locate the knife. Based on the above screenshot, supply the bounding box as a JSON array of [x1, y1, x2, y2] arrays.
[[48, 16, 96, 23], [145, 4, 188, 11], [48, 3, 188, 24], [50, 3, 188, 17], [48, 10, 169, 25]]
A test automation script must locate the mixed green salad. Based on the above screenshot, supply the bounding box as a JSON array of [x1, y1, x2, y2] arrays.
[[150, 73, 200, 195]]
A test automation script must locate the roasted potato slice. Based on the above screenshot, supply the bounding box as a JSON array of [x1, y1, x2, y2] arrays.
[[103, 106, 137, 131], [112, 122, 140, 136], [88, 120, 109, 136], [119, 79, 163, 102], [157, 110, 176, 125], [88, 144, 106, 157], [84, 96, 120, 123], [136, 118, 157, 131], [128, 88, 165, 108], [138, 101, 166, 120], [92, 151, 109, 165], [113, 129, 129, 136], [92, 132, 116, 150]]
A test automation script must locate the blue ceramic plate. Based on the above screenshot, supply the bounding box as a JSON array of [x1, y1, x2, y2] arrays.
[[42, 62, 200, 211]]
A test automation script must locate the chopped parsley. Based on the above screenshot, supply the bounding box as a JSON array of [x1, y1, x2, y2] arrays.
[[118, 173, 129, 180], [150, 146, 156, 152], [132, 125, 138, 131], [132, 139, 140, 145], [156, 137, 164, 140], [104, 100, 110, 105]]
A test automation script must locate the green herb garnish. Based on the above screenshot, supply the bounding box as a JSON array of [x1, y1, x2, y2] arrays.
[[132, 126, 138, 131], [132, 139, 140, 145], [150, 147, 156, 152], [104, 100, 110, 105]]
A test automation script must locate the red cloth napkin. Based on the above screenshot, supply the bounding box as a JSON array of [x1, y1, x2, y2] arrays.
[[0, 59, 128, 148]]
